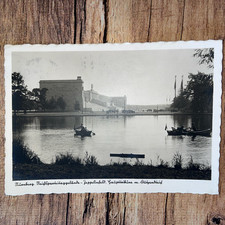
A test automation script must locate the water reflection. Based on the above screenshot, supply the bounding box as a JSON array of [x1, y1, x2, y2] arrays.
[[172, 114, 212, 130], [13, 115, 212, 167]]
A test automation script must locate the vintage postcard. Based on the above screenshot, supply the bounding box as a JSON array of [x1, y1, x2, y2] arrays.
[[4, 41, 222, 195]]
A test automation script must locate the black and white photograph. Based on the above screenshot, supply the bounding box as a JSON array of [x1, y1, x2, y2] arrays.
[[5, 41, 222, 195]]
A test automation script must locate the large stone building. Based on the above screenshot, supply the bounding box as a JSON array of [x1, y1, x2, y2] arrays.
[[39, 76, 84, 111], [84, 85, 127, 111], [39, 77, 127, 112]]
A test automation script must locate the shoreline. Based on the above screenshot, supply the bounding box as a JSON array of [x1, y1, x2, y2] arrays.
[[13, 163, 211, 180], [13, 111, 213, 117]]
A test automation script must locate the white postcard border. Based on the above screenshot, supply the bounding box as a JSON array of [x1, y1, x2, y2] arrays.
[[4, 40, 222, 195]]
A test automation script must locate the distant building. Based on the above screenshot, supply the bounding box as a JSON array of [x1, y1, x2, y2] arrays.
[[84, 85, 127, 111], [39, 76, 84, 111], [39, 78, 126, 112]]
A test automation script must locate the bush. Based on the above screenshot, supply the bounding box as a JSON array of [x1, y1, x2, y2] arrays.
[[84, 152, 98, 166], [134, 158, 144, 166], [13, 139, 42, 164], [157, 159, 169, 168], [53, 152, 98, 166], [186, 156, 200, 170], [172, 153, 183, 169], [54, 153, 82, 166], [186, 156, 211, 171], [56, 97, 66, 111]]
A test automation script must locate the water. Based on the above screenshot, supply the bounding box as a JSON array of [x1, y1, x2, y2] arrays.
[[13, 115, 212, 167]]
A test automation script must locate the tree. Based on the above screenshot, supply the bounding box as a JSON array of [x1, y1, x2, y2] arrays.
[[171, 48, 214, 113], [74, 101, 80, 111], [12, 72, 29, 112], [47, 97, 57, 110], [194, 48, 214, 68], [56, 97, 66, 111], [31, 88, 48, 110], [171, 93, 190, 112], [191, 48, 214, 112], [185, 72, 213, 113], [170, 72, 213, 113]]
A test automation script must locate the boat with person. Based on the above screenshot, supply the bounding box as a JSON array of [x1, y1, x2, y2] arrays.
[[166, 126, 211, 137], [74, 123, 94, 137], [74, 129, 92, 137], [167, 129, 185, 136]]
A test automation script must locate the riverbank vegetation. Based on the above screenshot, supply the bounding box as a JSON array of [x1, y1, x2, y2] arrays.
[[171, 48, 214, 113], [12, 72, 67, 113], [171, 72, 213, 113], [13, 140, 211, 180]]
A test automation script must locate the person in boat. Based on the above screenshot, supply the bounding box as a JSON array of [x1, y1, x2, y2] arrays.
[[191, 123, 197, 131], [177, 126, 184, 132], [171, 126, 184, 132], [75, 123, 86, 132]]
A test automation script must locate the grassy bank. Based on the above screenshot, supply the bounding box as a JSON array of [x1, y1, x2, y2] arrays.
[[13, 141, 211, 180], [13, 162, 211, 180]]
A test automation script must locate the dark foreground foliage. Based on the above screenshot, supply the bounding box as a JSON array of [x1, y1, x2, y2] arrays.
[[13, 139, 42, 164], [13, 163, 211, 180], [13, 143, 211, 180]]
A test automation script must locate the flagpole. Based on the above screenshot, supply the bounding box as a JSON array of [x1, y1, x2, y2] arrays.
[[180, 75, 183, 93], [174, 75, 177, 98]]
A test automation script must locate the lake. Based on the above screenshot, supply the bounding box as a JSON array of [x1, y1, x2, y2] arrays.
[[13, 114, 212, 167]]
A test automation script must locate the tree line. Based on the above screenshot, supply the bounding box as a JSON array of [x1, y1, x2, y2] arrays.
[[12, 72, 66, 112], [12, 48, 213, 114], [171, 48, 213, 113]]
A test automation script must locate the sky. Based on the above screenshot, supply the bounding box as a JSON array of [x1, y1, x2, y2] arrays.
[[12, 49, 213, 105]]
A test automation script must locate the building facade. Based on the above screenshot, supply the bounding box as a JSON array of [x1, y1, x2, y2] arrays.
[[39, 78, 126, 112], [39, 76, 84, 111], [84, 87, 127, 111]]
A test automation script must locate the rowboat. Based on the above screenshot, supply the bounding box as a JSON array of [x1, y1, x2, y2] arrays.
[[110, 153, 145, 158], [74, 129, 92, 137], [167, 130, 185, 136], [185, 129, 212, 137], [167, 128, 211, 137], [167, 127, 186, 136]]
